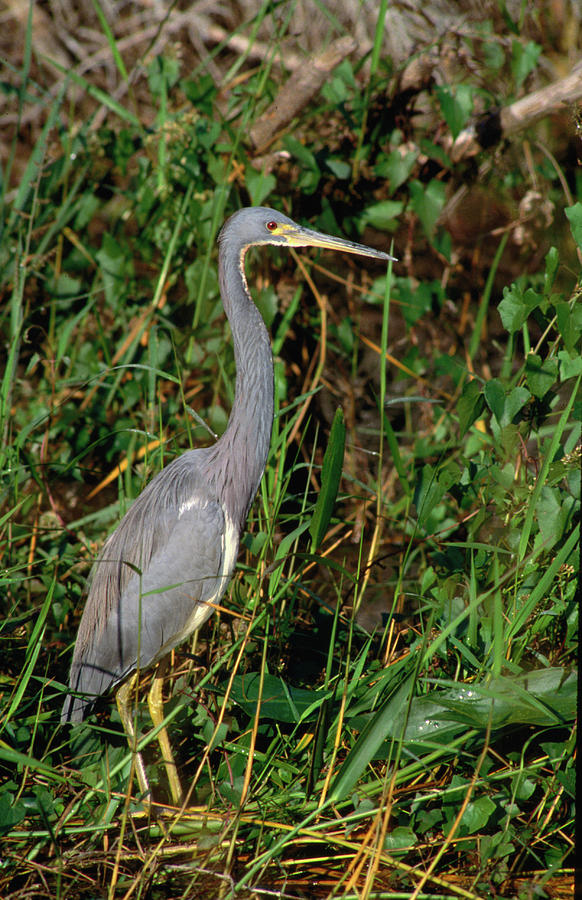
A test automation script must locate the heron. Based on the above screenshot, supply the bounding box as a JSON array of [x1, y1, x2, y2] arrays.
[[62, 206, 392, 805]]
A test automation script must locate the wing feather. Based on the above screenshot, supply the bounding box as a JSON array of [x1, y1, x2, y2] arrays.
[[62, 451, 236, 723]]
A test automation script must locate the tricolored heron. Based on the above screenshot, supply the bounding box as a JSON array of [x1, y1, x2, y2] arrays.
[[62, 206, 392, 804]]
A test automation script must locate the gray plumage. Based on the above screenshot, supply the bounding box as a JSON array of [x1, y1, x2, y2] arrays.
[[62, 206, 391, 725]]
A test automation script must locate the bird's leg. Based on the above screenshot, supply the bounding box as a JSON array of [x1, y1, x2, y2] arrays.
[[148, 658, 183, 806], [116, 674, 152, 802]]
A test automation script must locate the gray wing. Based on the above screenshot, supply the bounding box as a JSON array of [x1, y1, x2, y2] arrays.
[[62, 450, 238, 723]]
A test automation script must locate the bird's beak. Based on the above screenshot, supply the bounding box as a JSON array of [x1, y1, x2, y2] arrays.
[[281, 223, 395, 262]]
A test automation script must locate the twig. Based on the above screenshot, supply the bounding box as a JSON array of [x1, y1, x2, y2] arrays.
[[249, 36, 357, 153], [451, 63, 582, 162]]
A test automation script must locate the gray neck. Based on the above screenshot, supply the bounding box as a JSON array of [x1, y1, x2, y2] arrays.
[[203, 245, 274, 528]]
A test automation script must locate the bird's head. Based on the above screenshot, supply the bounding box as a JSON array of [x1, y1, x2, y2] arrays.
[[219, 206, 395, 263]]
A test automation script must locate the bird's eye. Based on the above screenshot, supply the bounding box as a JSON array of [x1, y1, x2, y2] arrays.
[[266, 221, 278, 232]]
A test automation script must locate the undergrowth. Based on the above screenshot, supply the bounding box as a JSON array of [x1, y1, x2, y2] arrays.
[[0, 3, 579, 899]]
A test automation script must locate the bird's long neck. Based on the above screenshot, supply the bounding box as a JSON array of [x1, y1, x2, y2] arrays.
[[204, 244, 274, 529]]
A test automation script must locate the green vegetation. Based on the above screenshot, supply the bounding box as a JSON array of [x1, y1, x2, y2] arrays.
[[1, 4, 578, 898]]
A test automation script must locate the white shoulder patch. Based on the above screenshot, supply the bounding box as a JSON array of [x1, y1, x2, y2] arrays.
[[220, 509, 239, 587], [178, 495, 208, 517]]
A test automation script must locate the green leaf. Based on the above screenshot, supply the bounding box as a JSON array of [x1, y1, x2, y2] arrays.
[[326, 158, 351, 180], [544, 246, 559, 294], [413, 464, 453, 528], [0, 793, 26, 835], [180, 73, 217, 116], [511, 40, 542, 89], [320, 59, 356, 105], [484, 379, 505, 422], [484, 39, 506, 70], [436, 84, 473, 139], [565, 202, 582, 251], [409, 179, 446, 239], [359, 200, 404, 232], [458, 796, 496, 835], [329, 676, 414, 803], [484, 381, 530, 426], [374, 148, 418, 193], [283, 136, 321, 194], [525, 353, 558, 399], [535, 486, 573, 551], [558, 350, 582, 380], [498, 284, 541, 332], [361, 667, 578, 755], [246, 168, 276, 207], [457, 379, 486, 436], [383, 412, 411, 496], [310, 408, 346, 551], [230, 673, 327, 724], [512, 776, 536, 802], [96, 233, 133, 309], [383, 826, 417, 851], [554, 301, 580, 353], [397, 279, 435, 327], [504, 386, 531, 424], [90, 0, 129, 82], [147, 54, 180, 96]]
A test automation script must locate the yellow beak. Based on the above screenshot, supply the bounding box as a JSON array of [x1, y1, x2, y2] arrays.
[[280, 223, 395, 262]]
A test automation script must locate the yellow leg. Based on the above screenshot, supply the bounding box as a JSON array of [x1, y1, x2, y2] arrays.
[[148, 658, 183, 806], [116, 675, 151, 801]]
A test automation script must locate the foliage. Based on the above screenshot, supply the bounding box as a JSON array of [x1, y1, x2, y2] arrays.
[[0, 3, 579, 898]]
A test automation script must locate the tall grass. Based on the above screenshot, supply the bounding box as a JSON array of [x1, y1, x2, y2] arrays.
[[0, 3, 579, 898]]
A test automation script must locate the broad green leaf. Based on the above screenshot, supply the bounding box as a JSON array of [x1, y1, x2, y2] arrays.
[[525, 353, 558, 399], [432, 668, 576, 731], [310, 407, 346, 551], [375, 148, 418, 193], [354, 667, 577, 758], [558, 350, 582, 380], [180, 73, 217, 115], [96, 234, 133, 309], [511, 39, 542, 89], [413, 463, 457, 527], [565, 202, 582, 250], [283, 136, 321, 194], [535, 486, 574, 551], [457, 379, 486, 435], [230, 673, 328, 723], [503, 386, 531, 424], [147, 54, 180, 97], [484, 379, 505, 422], [458, 796, 497, 835], [0, 793, 26, 835], [397, 279, 435, 327], [413, 464, 448, 528], [383, 826, 418, 851], [498, 284, 541, 332], [555, 301, 580, 353], [359, 200, 404, 232], [484, 39, 506, 69], [246, 168, 276, 207], [485, 381, 530, 426], [326, 158, 351, 180], [436, 84, 473, 138], [512, 776, 536, 802], [409, 179, 446, 238]]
